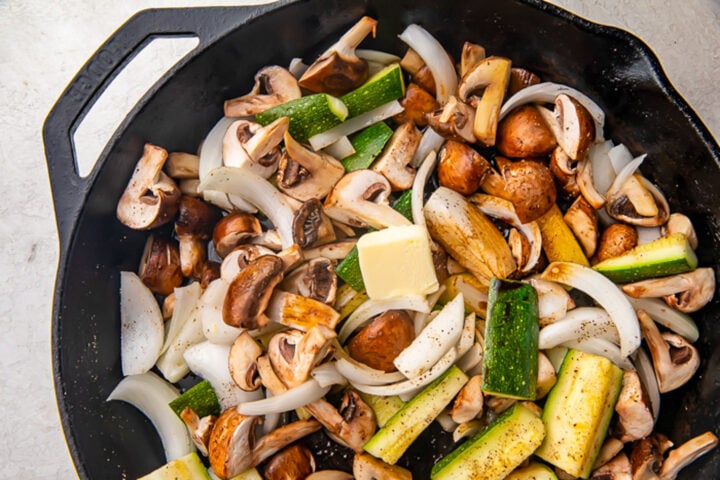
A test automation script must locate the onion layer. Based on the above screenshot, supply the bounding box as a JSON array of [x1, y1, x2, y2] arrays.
[[237, 379, 330, 416], [539, 307, 618, 350], [120, 271, 164, 376]]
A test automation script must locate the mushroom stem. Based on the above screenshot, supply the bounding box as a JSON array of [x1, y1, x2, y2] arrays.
[[659, 432, 718, 480]]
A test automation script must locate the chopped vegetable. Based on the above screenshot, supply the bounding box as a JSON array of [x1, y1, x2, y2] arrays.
[[341, 121, 394, 171], [255, 93, 348, 141], [138, 452, 211, 480], [169, 380, 221, 418], [340, 63, 406, 117]]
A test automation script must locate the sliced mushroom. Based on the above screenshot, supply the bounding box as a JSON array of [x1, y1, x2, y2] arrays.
[[281, 258, 338, 305], [263, 444, 316, 480], [550, 94, 596, 160], [213, 212, 263, 258], [631, 433, 673, 480], [266, 290, 341, 332], [175, 196, 222, 278], [223, 255, 284, 330], [550, 146, 581, 198], [659, 431, 718, 480], [400, 48, 436, 95], [606, 174, 670, 227], [353, 452, 412, 480], [591, 452, 632, 480], [371, 122, 421, 190], [596, 223, 638, 263], [614, 370, 655, 442], [663, 213, 698, 250], [437, 140, 492, 195], [117, 143, 181, 230], [138, 234, 183, 296], [346, 310, 415, 372], [305, 390, 376, 452], [224, 65, 301, 117], [268, 326, 336, 388], [536, 351, 557, 399], [508, 67, 541, 94], [457, 56, 512, 146], [576, 154, 607, 209], [277, 131, 345, 202], [564, 196, 598, 258], [165, 152, 200, 179], [637, 310, 700, 393], [595, 437, 626, 470], [622, 268, 715, 313], [496, 104, 557, 158], [162, 292, 175, 320], [179, 407, 216, 457], [298, 16, 377, 95], [459, 41, 486, 77], [394, 82, 439, 127], [303, 239, 357, 261], [223, 117, 289, 178], [450, 374, 484, 423], [292, 199, 337, 248], [178, 178, 201, 197], [324, 169, 412, 229], [306, 471, 354, 480], [221, 245, 276, 283], [426, 95, 477, 143], [228, 331, 264, 391]]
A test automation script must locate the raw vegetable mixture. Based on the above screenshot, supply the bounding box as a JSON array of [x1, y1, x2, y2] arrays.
[[109, 15, 718, 480]]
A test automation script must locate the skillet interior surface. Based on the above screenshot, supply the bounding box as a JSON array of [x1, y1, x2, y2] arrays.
[[47, 0, 720, 478]]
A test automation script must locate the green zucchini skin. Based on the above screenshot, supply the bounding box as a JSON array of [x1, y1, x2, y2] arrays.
[[340, 63, 406, 117], [481, 278, 539, 400], [255, 93, 347, 141], [342, 121, 394, 171], [168, 380, 220, 418]]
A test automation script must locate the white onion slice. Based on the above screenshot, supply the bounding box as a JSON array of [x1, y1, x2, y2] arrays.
[[626, 296, 699, 342], [545, 346, 569, 373], [334, 357, 406, 386], [323, 136, 356, 159], [308, 101, 404, 151], [588, 140, 615, 195], [394, 294, 465, 378], [636, 226, 662, 245], [539, 307, 619, 350], [411, 150, 438, 229], [456, 342, 483, 373], [288, 57, 309, 78], [608, 143, 634, 175], [262, 392, 282, 436], [183, 341, 262, 409], [526, 278, 575, 326], [310, 362, 348, 388], [120, 271, 164, 376], [499, 82, 605, 140], [413, 285, 446, 334], [411, 127, 445, 168], [156, 286, 205, 383], [237, 379, 330, 416], [562, 337, 632, 370], [605, 154, 646, 199], [457, 312, 477, 357], [398, 24, 458, 104], [632, 347, 661, 418], [357, 49, 401, 65], [435, 410, 458, 433], [161, 283, 202, 355], [541, 262, 641, 357], [199, 166, 295, 249], [107, 372, 193, 461], [199, 278, 243, 345], [338, 294, 430, 343]]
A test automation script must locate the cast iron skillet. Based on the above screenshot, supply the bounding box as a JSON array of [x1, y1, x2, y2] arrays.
[[44, 0, 720, 478]]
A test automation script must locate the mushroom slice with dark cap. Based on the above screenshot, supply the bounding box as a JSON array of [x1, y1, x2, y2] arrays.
[[630, 432, 673, 480], [268, 326, 336, 388], [426, 96, 477, 144], [437, 140, 492, 195], [450, 374, 484, 423], [590, 453, 632, 480], [138, 234, 183, 296], [549, 146, 581, 199], [353, 452, 412, 480], [223, 254, 284, 330], [263, 444, 316, 480], [277, 131, 345, 202], [596, 223, 638, 263], [346, 309, 415, 372], [614, 370, 655, 442], [637, 310, 700, 393], [175, 196, 222, 278], [371, 122, 421, 191], [305, 390, 376, 452], [281, 257, 338, 305], [622, 268, 715, 314], [563, 195, 598, 258], [292, 199, 337, 249], [179, 407, 216, 457], [117, 143, 181, 230], [547, 94, 596, 161], [220, 245, 275, 283], [223, 117, 289, 178], [496, 104, 557, 158], [298, 16, 377, 95], [228, 331, 264, 392], [212, 212, 263, 258], [394, 83, 439, 127], [224, 65, 301, 117], [605, 174, 670, 227]]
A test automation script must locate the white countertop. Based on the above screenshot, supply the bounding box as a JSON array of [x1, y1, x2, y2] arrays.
[[1, 1, 718, 478]]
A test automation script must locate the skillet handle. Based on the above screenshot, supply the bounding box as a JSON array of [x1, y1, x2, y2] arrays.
[[42, 3, 290, 250]]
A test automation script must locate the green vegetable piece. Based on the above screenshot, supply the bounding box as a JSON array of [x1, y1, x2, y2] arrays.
[[359, 392, 405, 428], [341, 122, 394, 172], [481, 278, 539, 400], [255, 93, 347, 142], [391, 189, 414, 222], [340, 63, 406, 117], [168, 380, 221, 418], [505, 462, 558, 480], [593, 232, 698, 283], [138, 452, 210, 480], [430, 403, 545, 480], [535, 349, 624, 479], [363, 365, 468, 464]]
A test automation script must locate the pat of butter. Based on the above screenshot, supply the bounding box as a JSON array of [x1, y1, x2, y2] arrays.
[[357, 224, 439, 300]]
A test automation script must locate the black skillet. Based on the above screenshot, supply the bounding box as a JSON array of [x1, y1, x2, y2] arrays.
[[44, 0, 720, 478]]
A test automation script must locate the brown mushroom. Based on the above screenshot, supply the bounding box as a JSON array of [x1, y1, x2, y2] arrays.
[[138, 234, 183, 296], [659, 431, 718, 480], [346, 310, 415, 372], [212, 213, 263, 258], [165, 152, 200, 179], [305, 471, 354, 480], [117, 143, 181, 230], [305, 390, 376, 452], [223, 117, 289, 178], [591, 452, 632, 480], [594, 437, 626, 470], [263, 444, 316, 480], [663, 213, 698, 250], [614, 370, 655, 442], [459, 41, 486, 77], [353, 452, 412, 480], [281, 258, 338, 305], [228, 331, 264, 391], [605, 174, 670, 227], [371, 122, 421, 191], [292, 199, 337, 249], [265, 290, 341, 331], [179, 407, 216, 457], [221, 245, 276, 283], [622, 268, 715, 314], [426, 95, 477, 143], [298, 16, 377, 95], [631, 433, 673, 479], [536, 351, 557, 399], [550, 94, 596, 160], [200, 260, 221, 288], [400, 48, 436, 95], [175, 196, 222, 278], [394, 83, 439, 127], [508, 67, 541, 94], [223, 255, 284, 329], [549, 146, 581, 198], [637, 310, 700, 393], [496, 104, 557, 158], [450, 374, 484, 423], [595, 223, 638, 263], [268, 326, 336, 388], [224, 65, 301, 117], [437, 139, 492, 195], [563, 195, 598, 258]]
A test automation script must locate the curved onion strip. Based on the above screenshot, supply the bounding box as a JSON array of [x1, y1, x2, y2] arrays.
[[120, 271, 164, 376], [413, 285, 446, 334], [310, 362, 348, 388], [411, 150, 439, 229], [539, 307, 618, 350], [398, 24, 458, 104], [338, 294, 430, 343], [435, 410, 459, 433], [288, 57, 309, 78], [456, 342, 483, 373], [356, 49, 401, 65], [605, 154, 646, 199], [199, 166, 295, 249], [608, 143, 634, 175], [526, 278, 574, 326], [237, 379, 330, 416], [198, 278, 243, 345], [183, 341, 262, 410], [626, 296, 699, 342], [457, 312, 477, 357], [261, 392, 282, 435], [541, 262, 641, 357], [334, 358, 406, 386], [589, 140, 615, 195], [323, 136, 355, 160], [411, 127, 445, 168], [471, 194, 542, 272], [632, 347, 661, 419], [107, 372, 193, 461], [394, 294, 465, 378], [352, 347, 458, 396], [161, 282, 202, 355], [636, 226, 662, 245], [308, 101, 404, 151], [562, 337, 632, 370], [499, 82, 605, 140]]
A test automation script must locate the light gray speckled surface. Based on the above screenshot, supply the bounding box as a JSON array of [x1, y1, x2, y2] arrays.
[[0, 1, 717, 478]]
